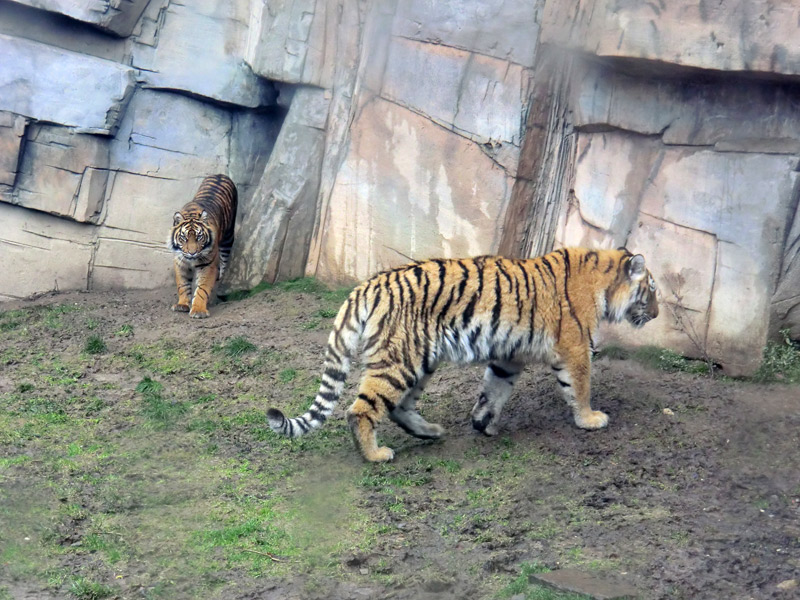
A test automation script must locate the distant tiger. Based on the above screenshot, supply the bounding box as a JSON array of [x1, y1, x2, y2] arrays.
[[168, 174, 238, 319], [267, 247, 659, 462]]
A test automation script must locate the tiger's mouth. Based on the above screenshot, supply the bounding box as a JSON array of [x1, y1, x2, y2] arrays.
[[629, 311, 655, 328]]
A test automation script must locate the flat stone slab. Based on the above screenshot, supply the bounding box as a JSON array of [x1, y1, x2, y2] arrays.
[[530, 569, 641, 600]]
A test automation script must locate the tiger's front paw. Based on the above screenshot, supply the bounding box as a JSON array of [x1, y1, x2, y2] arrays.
[[189, 308, 210, 319], [171, 303, 190, 313], [365, 446, 395, 463], [575, 410, 609, 430]]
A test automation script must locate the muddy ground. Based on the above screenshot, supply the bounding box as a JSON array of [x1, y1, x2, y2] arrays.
[[0, 283, 798, 600]]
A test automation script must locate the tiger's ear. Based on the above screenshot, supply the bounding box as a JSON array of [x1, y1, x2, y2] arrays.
[[627, 254, 646, 281], [200, 210, 209, 223], [173, 212, 183, 226]]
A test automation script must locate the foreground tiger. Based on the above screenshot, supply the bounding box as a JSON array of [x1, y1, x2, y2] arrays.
[[169, 174, 238, 319], [268, 247, 659, 462]]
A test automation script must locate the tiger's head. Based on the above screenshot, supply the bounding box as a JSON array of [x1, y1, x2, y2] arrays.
[[605, 253, 659, 328], [169, 211, 216, 261]]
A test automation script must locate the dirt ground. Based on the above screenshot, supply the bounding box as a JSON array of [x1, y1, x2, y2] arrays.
[[1, 284, 798, 600]]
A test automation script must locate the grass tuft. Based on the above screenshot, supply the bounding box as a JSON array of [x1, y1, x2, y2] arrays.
[[216, 336, 257, 358], [68, 577, 115, 600], [115, 324, 134, 337], [630, 346, 709, 374], [136, 377, 186, 427], [84, 335, 107, 355], [498, 562, 591, 599], [753, 329, 800, 384]]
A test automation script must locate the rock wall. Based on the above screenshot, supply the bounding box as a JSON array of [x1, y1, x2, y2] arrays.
[[0, 0, 281, 299], [2, 0, 799, 375]]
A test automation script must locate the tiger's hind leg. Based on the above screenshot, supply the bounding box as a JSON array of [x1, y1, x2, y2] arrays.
[[347, 369, 414, 462], [552, 347, 608, 429], [388, 374, 445, 440], [471, 361, 524, 436]]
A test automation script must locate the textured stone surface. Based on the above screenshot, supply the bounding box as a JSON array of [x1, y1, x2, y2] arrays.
[[9, 0, 152, 36], [315, 97, 513, 283], [0, 34, 134, 134], [393, 0, 539, 67], [542, 0, 800, 77], [246, 0, 337, 87], [0, 202, 93, 301], [8, 125, 110, 222], [771, 203, 800, 339], [132, 0, 276, 107], [558, 129, 799, 374], [381, 37, 525, 172], [0, 112, 27, 187], [91, 237, 173, 291], [224, 87, 329, 291], [573, 65, 800, 152]]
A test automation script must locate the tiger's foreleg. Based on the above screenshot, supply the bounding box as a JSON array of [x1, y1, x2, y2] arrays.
[[552, 347, 608, 429], [388, 374, 445, 439], [471, 360, 524, 436], [171, 260, 192, 313], [347, 369, 413, 462], [189, 262, 218, 319]]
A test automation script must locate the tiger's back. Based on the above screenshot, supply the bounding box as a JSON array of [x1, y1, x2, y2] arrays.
[[268, 248, 659, 461], [169, 174, 238, 318]]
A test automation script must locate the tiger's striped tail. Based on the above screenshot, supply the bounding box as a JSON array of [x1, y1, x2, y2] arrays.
[[266, 295, 361, 438]]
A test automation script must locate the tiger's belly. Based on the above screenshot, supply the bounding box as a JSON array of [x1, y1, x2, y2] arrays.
[[437, 324, 555, 366]]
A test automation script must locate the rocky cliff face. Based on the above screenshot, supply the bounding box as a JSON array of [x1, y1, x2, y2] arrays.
[[1, 0, 798, 375]]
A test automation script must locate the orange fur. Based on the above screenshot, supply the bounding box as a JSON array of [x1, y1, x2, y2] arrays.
[[169, 174, 237, 319], [268, 248, 659, 462]]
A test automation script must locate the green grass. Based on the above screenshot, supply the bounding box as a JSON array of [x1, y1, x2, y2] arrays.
[[498, 563, 592, 599], [600, 332, 800, 382], [84, 335, 107, 355], [753, 329, 800, 383], [215, 336, 257, 358], [115, 324, 134, 337], [278, 368, 297, 383], [222, 277, 353, 307], [68, 577, 115, 600], [136, 377, 187, 427]]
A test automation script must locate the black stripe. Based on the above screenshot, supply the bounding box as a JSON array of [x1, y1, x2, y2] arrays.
[[541, 257, 557, 283], [323, 368, 346, 382], [437, 287, 456, 328], [317, 391, 337, 402], [490, 275, 502, 333], [429, 260, 447, 314], [395, 271, 405, 307], [404, 272, 416, 309], [489, 362, 514, 379], [308, 408, 326, 423], [375, 392, 396, 411], [456, 261, 469, 301], [374, 372, 408, 391], [357, 393, 377, 410], [419, 267, 430, 320], [468, 325, 483, 347], [366, 286, 383, 322], [562, 249, 584, 338], [295, 417, 310, 432], [496, 260, 513, 288], [557, 379, 571, 388]]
